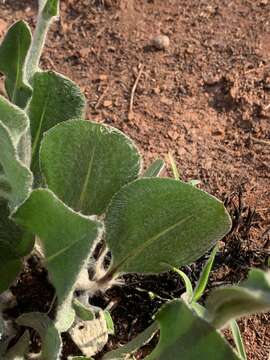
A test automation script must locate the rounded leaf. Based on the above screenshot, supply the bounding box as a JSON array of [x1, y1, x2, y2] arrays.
[[40, 120, 141, 215]]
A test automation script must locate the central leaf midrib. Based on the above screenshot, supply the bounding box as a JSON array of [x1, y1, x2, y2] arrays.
[[46, 233, 89, 263], [117, 214, 193, 270], [31, 95, 49, 162], [77, 145, 96, 211]]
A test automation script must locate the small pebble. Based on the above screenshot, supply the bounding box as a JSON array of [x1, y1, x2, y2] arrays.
[[151, 35, 170, 50]]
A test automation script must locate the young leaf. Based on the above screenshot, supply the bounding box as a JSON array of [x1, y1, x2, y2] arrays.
[[17, 312, 62, 360], [5, 330, 30, 360], [103, 322, 158, 360], [73, 299, 95, 321], [0, 96, 32, 209], [42, 0, 59, 19], [105, 178, 231, 274], [27, 71, 85, 175], [13, 189, 102, 329], [230, 320, 247, 360], [143, 159, 165, 177], [146, 300, 240, 360], [103, 309, 115, 335], [168, 152, 180, 180], [206, 268, 270, 329], [40, 120, 141, 215], [167, 265, 193, 303], [192, 245, 218, 302], [0, 21, 32, 108], [0, 95, 31, 167]]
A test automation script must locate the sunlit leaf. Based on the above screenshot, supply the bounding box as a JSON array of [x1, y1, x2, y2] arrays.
[[0, 21, 32, 108], [105, 178, 231, 274], [40, 120, 141, 215]]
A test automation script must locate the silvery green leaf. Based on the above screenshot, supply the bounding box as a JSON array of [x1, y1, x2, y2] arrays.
[[40, 120, 141, 215], [0, 96, 32, 209], [13, 189, 102, 331], [105, 178, 231, 274], [5, 330, 30, 360], [103, 322, 158, 360], [206, 268, 270, 329], [0, 21, 32, 108], [146, 300, 239, 360], [17, 312, 61, 360], [27, 71, 85, 177], [143, 159, 165, 177]]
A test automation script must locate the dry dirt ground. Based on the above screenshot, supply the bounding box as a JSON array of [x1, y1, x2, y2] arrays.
[[0, 0, 269, 359]]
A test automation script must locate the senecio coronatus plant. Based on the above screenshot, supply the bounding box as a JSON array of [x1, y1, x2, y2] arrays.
[[0, 1, 269, 359]]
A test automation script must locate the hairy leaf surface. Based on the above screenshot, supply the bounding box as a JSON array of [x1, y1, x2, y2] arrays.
[[27, 71, 85, 175], [40, 120, 141, 215], [13, 189, 102, 321], [17, 312, 62, 360], [146, 300, 239, 360], [0, 21, 32, 108], [206, 268, 270, 328], [105, 178, 231, 274]]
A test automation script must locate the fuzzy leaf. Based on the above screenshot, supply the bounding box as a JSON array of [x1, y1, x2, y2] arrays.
[[5, 330, 30, 360], [27, 71, 85, 176], [146, 300, 239, 360], [230, 320, 247, 360], [42, 0, 59, 18], [17, 312, 62, 360], [73, 299, 95, 321], [105, 178, 231, 274], [0, 96, 32, 209], [143, 159, 165, 177], [13, 189, 102, 326], [193, 245, 218, 302], [0, 21, 32, 108], [40, 120, 141, 215], [206, 268, 270, 329], [103, 322, 158, 360], [0, 259, 21, 294]]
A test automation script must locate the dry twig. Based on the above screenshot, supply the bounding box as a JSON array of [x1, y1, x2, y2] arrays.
[[129, 63, 144, 115]]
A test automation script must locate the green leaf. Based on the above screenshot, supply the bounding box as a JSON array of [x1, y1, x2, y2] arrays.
[[167, 265, 193, 303], [69, 357, 93, 360], [40, 120, 141, 215], [0, 96, 32, 209], [146, 300, 240, 360], [27, 71, 85, 176], [103, 309, 114, 335], [0, 21, 32, 108], [143, 159, 165, 177], [168, 152, 180, 180], [42, 0, 59, 19], [0, 259, 21, 294], [103, 322, 158, 360], [17, 312, 62, 360], [206, 269, 270, 329], [230, 320, 247, 360], [105, 178, 231, 274], [193, 245, 218, 302], [5, 330, 30, 360], [13, 189, 102, 327], [73, 299, 95, 321]]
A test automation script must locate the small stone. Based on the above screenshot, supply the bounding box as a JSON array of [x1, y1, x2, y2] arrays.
[[151, 35, 170, 50], [103, 100, 112, 108]]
